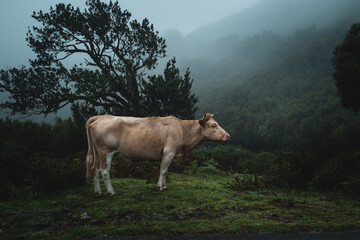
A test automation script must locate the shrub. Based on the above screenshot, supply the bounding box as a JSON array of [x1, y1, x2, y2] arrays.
[[0, 140, 31, 188], [314, 151, 360, 198], [0, 118, 87, 197], [192, 146, 214, 165], [265, 150, 316, 190], [191, 145, 274, 175], [32, 153, 86, 191], [226, 173, 262, 191], [211, 145, 256, 172]]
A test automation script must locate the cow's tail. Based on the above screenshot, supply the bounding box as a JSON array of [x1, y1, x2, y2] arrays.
[[85, 116, 100, 179]]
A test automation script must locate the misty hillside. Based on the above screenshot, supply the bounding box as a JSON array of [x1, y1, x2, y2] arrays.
[[161, 0, 360, 153], [197, 24, 354, 151], [163, 0, 360, 61]]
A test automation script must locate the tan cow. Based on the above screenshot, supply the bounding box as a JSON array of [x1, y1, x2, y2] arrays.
[[86, 113, 230, 195]]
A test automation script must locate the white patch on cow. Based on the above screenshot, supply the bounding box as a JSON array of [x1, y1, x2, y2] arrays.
[[157, 150, 175, 191], [100, 151, 117, 195], [94, 169, 102, 195], [106, 151, 117, 172]]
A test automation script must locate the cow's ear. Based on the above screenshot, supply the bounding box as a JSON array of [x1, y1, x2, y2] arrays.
[[199, 113, 209, 126]]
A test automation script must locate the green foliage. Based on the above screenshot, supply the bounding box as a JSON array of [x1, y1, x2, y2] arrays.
[[32, 154, 85, 191], [226, 174, 262, 191], [210, 145, 255, 172], [266, 150, 316, 190], [333, 22, 360, 112], [192, 146, 359, 197], [0, 118, 86, 197], [192, 145, 274, 175], [142, 58, 198, 119], [253, 152, 274, 175], [184, 160, 199, 174], [314, 151, 360, 198], [0, 117, 86, 157], [0, 0, 198, 119]]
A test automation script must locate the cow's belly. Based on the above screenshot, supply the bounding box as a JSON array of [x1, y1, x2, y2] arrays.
[[116, 131, 165, 161], [119, 144, 163, 161]]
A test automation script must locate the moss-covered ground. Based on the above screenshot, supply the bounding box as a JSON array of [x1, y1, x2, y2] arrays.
[[1, 166, 359, 239]]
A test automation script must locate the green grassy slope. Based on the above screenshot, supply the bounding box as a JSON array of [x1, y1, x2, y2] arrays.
[[1, 168, 359, 239]]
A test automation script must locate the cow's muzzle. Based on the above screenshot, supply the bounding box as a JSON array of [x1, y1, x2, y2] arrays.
[[223, 133, 230, 141]]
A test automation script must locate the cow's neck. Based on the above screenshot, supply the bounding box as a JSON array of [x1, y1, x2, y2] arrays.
[[182, 120, 204, 152]]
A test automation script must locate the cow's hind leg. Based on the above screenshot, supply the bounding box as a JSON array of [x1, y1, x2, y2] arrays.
[[94, 169, 102, 196], [100, 151, 117, 196], [157, 149, 175, 191]]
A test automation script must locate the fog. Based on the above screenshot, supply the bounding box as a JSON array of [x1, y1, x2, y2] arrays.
[[0, 0, 261, 68], [163, 0, 360, 62], [0, 0, 359, 122]]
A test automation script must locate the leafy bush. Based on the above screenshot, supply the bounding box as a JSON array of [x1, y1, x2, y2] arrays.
[[194, 145, 273, 175], [210, 145, 255, 172], [226, 174, 262, 191], [32, 153, 85, 191], [252, 152, 275, 175], [192, 146, 215, 165], [0, 118, 87, 198], [0, 140, 31, 188], [265, 150, 316, 190], [314, 151, 360, 198]]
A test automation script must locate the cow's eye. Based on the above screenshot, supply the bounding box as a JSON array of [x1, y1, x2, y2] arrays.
[[211, 124, 217, 128]]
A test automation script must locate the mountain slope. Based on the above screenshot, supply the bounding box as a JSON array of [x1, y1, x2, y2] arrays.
[[164, 0, 360, 61]]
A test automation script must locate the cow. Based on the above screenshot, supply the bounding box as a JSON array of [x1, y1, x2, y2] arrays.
[[85, 113, 230, 195]]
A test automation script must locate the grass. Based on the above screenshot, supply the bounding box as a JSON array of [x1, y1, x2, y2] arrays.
[[1, 166, 360, 239]]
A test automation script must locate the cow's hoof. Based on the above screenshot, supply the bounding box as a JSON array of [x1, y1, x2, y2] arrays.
[[95, 192, 103, 197], [109, 192, 116, 196], [159, 186, 168, 191]]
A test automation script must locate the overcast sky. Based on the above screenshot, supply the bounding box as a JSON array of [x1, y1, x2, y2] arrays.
[[0, 0, 262, 68]]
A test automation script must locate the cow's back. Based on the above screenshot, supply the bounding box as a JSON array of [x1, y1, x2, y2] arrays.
[[88, 115, 184, 161]]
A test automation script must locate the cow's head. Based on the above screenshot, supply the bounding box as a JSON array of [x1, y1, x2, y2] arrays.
[[199, 113, 230, 142]]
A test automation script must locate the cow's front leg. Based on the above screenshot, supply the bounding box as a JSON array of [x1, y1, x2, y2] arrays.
[[157, 150, 175, 191], [94, 169, 102, 196]]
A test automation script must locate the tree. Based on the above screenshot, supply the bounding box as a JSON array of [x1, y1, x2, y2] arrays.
[[333, 23, 360, 112], [0, 0, 198, 119], [142, 58, 198, 119]]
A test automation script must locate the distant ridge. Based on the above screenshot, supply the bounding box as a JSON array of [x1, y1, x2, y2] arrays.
[[164, 0, 360, 60]]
